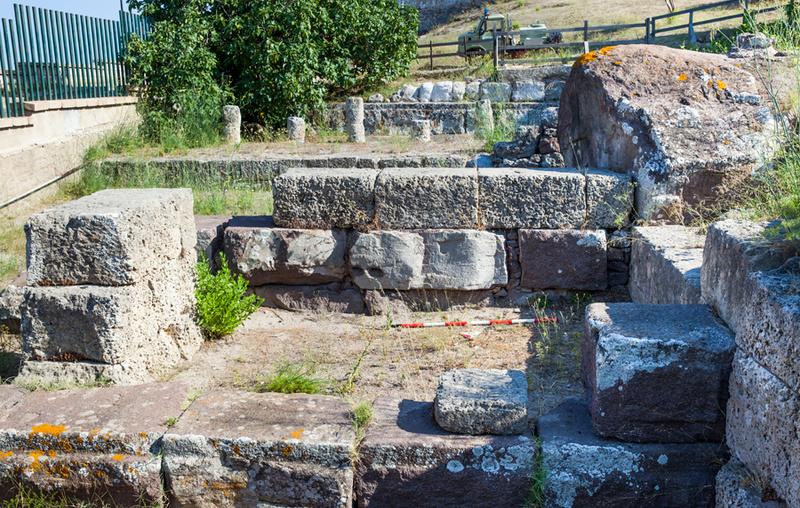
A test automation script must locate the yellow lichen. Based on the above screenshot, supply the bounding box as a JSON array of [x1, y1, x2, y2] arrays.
[[31, 424, 67, 436], [47, 450, 57, 458], [716, 80, 726, 89], [678, 74, 688, 81], [289, 429, 306, 440], [0, 451, 13, 459], [28, 450, 44, 461], [113, 454, 124, 461], [283, 446, 293, 457]]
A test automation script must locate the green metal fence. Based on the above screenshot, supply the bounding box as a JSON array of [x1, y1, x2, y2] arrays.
[[0, 4, 151, 118]]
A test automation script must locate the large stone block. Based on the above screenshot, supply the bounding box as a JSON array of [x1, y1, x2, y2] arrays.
[[715, 456, 787, 507], [356, 397, 537, 508], [480, 82, 511, 102], [582, 303, 735, 443], [364, 289, 494, 316], [0, 382, 189, 506], [252, 284, 365, 314], [726, 350, 800, 507], [434, 369, 527, 435], [25, 188, 195, 286], [538, 397, 727, 508], [161, 391, 355, 508], [429, 81, 453, 102], [374, 168, 479, 229], [223, 216, 346, 286], [585, 168, 633, 228], [630, 225, 705, 305], [478, 168, 586, 229], [272, 168, 378, 229], [519, 229, 607, 290], [419, 230, 507, 290], [195, 215, 231, 267], [349, 231, 424, 290]]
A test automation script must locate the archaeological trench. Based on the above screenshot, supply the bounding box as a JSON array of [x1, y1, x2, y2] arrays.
[[0, 44, 798, 507]]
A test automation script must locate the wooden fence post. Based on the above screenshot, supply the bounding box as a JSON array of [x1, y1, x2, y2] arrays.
[[429, 41, 433, 70], [645, 18, 650, 43], [493, 28, 498, 70], [688, 11, 697, 46], [583, 20, 589, 53]]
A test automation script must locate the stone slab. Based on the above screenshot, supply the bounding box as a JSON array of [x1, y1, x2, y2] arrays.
[[349, 231, 424, 290], [251, 284, 365, 314], [630, 226, 705, 305], [224, 216, 346, 286], [195, 214, 231, 267], [363, 289, 494, 316], [374, 168, 479, 229], [538, 397, 727, 508], [585, 168, 633, 228], [478, 168, 586, 229], [26, 188, 195, 286], [434, 369, 527, 435], [582, 303, 735, 443], [519, 229, 607, 290], [716, 456, 787, 507], [272, 168, 378, 229], [726, 349, 800, 507], [162, 391, 355, 508], [419, 230, 507, 290], [0, 385, 26, 418], [16, 360, 151, 386], [356, 397, 537, 508]]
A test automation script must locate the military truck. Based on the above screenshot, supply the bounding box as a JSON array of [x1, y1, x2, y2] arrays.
[[457, 10, 558, 56]]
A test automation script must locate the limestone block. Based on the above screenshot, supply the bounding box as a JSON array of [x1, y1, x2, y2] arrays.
[[434, 369, 527, 435], [538, 397, 727, 508], [350, 231, 424, 290], [223, 105, 241, 144], [451, 81, 466, 102], [411, 119, 431, 142], [374, 168, 479, 229], [194, 215, 231, 268], [252, 284, 365, 314], [429, 81, 453, 102], [223, 216, 346, 286], [541, 106, 558, 128], [418, 82, 434, 102], [716, 457, 787, 507], [287, 116, 306, 142], [20, 256, 202, 376], [630, 225, 705, 305], [478, 168, 586, 229], [272, 168, 378, 229], [346, 97, 365, 143], [585, 168, 633, 228], [511, 81, 545, 102], [161, 391, 355, 508], [419, 230, 507, 290], [0, 382, 189, 506], [480, 82, 511, 102], [26, 188, 195, 286], [582, 303, 735, 443], [726, 349, 800, 507], [368, 94, 384, 103], [519, 229, 607, 290], [398, 84, 418, 101], [356, 397, 537, 508], [465, 80, 482, 101]]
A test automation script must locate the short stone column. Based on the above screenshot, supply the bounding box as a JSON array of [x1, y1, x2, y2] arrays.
[[345, 97, 366, 143], [411, 119, 431, 142], [477, 98, 493, 132], [223, 105, 241, 144], [287, 116, 306, 143]]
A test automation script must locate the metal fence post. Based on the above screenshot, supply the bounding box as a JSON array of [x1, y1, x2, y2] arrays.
[[493, 28, 498, 70], [645, 18, 650, 43], [583, 20, 589, 53]]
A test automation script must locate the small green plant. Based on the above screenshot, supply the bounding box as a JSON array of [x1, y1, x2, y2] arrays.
[[512, 22, 521, 30], [15, 376, 113, 392], [570, 291, 593, 307], [517, 1, 525, 7], [255, 361, 325, 394], [475, 106, 517, 153], [525, 441, 548, 508], [340, 331, 378, 393], [165, 416, 178, 427], [181, 388, 202, 410], [351, 400, 374, 447], [527, 293, 552, 309], [535, 6, 541, 11], [194, 253, 263, 339]]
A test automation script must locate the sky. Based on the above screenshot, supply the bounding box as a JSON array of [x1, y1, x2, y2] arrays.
[[0, 0, 137, 23]]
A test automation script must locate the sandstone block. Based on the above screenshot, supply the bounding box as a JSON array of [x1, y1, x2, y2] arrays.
[[480, 82, 511, 102], [716, 456, 787, 507], [727, 349, 800, 507], [519, 229, 607, 290], [511, 80, 545, 102], [419, 230, 507, 290], [26, 188, 195, 286], [479, 168, 586, 229], [582, 303, 735, 443], [538, 397, 726, 508], [585, 168, 633, 228], [272, 168, 378, 229], [630, 225, 705, 305], [434, 369, 527, 435], [161, 391, 355, 508], [350, 231, 424, 290], [223, 216, 346, 286], [430, 81, 453, 102], [194, 215, 231, 268], [356, 397, 537, 508], [252, 284, 365, 314], [374, 168, 479, 229]]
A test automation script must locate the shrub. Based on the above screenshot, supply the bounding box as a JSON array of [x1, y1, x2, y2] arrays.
[[194, 253, 263, 339]]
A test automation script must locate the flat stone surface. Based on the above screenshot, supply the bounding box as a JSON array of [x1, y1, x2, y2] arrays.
[[419, 230, 507, 290], [272, 168, 378, 229], [223, 216, 346, 286], [0, 385, 26, 418], [350, 231, 425, 290], [195, 214, 231, 267], [726, 349, 800, 507], [363, 289, 494, 316], [630, 226, 705, 305], [252, 284, 365, 314], [538, 397, 726, 508], [582, 303, 735, 443], [16, 360, 151, 386], [480, 82, 511, 102], [374, 168, 479, 229], [356, 397, 537, 508], [434, 369, 527, 435], [716, 456, 787, 507], [511, 81, 545, 102], [162, 391, 355, 508], [478, 168, 586, 229], [585, 168, 633, 228], [519, 229, 607, 290], [26, 188, 195, 286]]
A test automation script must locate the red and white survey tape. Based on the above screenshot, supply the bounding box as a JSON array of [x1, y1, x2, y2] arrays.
[[392, 317, 557, 328]]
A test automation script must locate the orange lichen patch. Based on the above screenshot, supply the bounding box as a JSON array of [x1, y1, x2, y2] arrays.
[[716, 80, 727, 89], [51, 463, 70, 478], [57, 441, 72, 452], [96, 470, 105, 477], [136, 451, 142, 456], [76, 437, 83, 444], [289, 429, 306, 440], [598, 46, 617, 55], [0, 451, 13, 459], [233, 446, 242, 456], [613, 61, 622, 65], [139, 432, 147, 439], [113, 454, 124, 461], [283, 446, 293, 457], [90, 430, 100, 435], [678, 74, 688, 81], [28, 450, 45, 461], [31, 424, 67, 436], [30, 461, 42, 472], [573, 50, 598, 68], [47, 450, 57, 458]]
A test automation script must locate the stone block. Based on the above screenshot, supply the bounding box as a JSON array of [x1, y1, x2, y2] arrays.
[[223, 216, 346, 286], [519, 229, 607, 290], [346, 97, 365, 143], [161, 391, 355, 508], [252, 284, 365, 314], [418, 82, 434, 102], [478, 168, 586, 229], [480, 82, 511, 102], [582, 303, 735, 443], [716, 456, 787, 507], [0, 382, 189, 506], [350, 231, 424, 290], [511, 81, 545, 102], [364, 289, 493, 316], [585, 168, 634, 228], [223, 105, 241, 144], [493, 125, 540, 161], [272, 168, 378, 229], [541, 106, 559, 128], [0, 272, 25, 332], [726, 349, 800, 506], [419, 230, 507, 290], [287, 116, 306, 142], [194, 215, 231, 267], [356, 397, 537, 508], [429, 81, 453, 102], [16, 360, 148, 386], [26, 188, 195, 286], [434, 369, 527, 435], [630, 225, 705, 305], [451, 81, 466, 101], [374, 168, 479, 229], [0, 385, 26, 417], [465, 80, 482, 101], [538, 397, 727, 508]]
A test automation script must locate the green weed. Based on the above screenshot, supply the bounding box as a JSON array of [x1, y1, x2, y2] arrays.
[[525, 441, 548, 508], [15, 376, 113, 392], [254, 361, 326, 394], [351, 400, 374, 448]]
